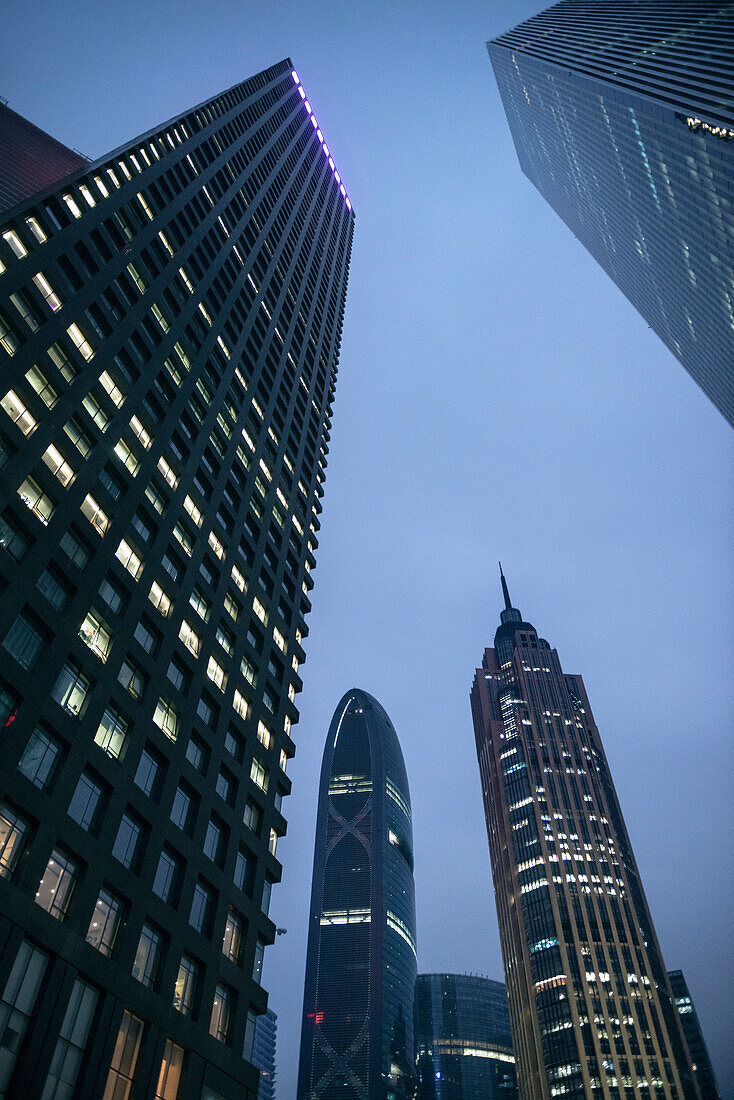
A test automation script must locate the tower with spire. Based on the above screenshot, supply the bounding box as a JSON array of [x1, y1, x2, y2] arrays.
[[469, 571, 699, 1099]]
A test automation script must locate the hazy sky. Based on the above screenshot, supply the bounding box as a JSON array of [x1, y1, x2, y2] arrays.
[[3, 2, 732, 1095]]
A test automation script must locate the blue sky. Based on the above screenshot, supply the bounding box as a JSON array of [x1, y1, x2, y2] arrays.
[[3, 1, 732, 1094]]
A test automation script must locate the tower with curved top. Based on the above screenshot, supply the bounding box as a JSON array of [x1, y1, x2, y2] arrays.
[[298, 690, 417, 1099]]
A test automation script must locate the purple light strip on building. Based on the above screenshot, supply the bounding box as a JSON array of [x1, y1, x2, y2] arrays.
[[291, 70, 351, 211]]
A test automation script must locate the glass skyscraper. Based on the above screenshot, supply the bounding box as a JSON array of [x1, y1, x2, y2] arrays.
[[252, 1008, 278, 1100], [488, 1, 734, 426], [470, 570, 699, 1099], [0, 59, 353, 1099], [415, 973, 518, 1099], [298, 690, 417, 1099], [668, 971, 721, 1100]]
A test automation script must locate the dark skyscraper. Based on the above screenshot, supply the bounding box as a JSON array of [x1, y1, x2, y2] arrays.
[[298, 689, 417, 1100], [668, 971, 721, 1100], [488, 2, 734, 426], [415, 973, 518, 1099], [470, 570, 699, 1099], [0, 58, 353, 1099]]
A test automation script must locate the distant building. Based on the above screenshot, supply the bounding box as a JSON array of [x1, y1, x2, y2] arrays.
[[488, 1, 734, 425], [0, 59, 353, 1098], [470, 569, 698, 1098], [415, 973, 518, 1099], [298, 689, 417, 1099], [253, 1008, 277, 1100], [0, 102, 89, 216], [669, 971, 721, 1099]]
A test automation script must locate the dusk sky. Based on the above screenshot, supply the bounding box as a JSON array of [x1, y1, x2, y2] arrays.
[[3, 1, 732, 1095]]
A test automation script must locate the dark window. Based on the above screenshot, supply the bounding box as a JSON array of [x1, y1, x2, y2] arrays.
[[153, 849, 180, 903], [99, 577, 124, 613], [52, 663, 90, 716], [112, 813, 142, 870], [0, 803, 27, 878], [185, 736, 206, 772], [68, 771, 103, 831], [18, 727, 61, 788], [36, 569, 71, 610], [3, 614, 46, 669], [134, 747, 162, 797], [189, 881, 212, 935], [170, 786, 192, 832], [132, 924, 161, 988], [118, 656, 145, 699]]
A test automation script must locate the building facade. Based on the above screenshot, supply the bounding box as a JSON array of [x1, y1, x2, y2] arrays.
[[0, 59, 353, 1099], [298, 690, 417, 1099], [668, 971, 720, 1100], [488, 1, 734, 426], [470, 570, 699, 1099], [252, 1007, 277, 1100], [415, 972, 518, 1099]]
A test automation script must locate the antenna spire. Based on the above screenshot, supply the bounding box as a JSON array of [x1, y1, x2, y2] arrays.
[[499, 561, 512, 611]]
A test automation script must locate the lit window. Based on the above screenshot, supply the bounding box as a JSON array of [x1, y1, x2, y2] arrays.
[[250, 759, 268, 792], [222, 911, 243, 965], [257, 721, 272, 750], [17, 477, 54, 524], [173, 523, 193, 556], [66, 322, 94, 360], [206, 656, 227, 692], [116, 538, 144, 579], [183, 495, 203, 526], [224, 592, 240, 621], [119, 657, 145, 699], [149, 581, 172, 617], [158, 230, 174, 256], [157, 455, 178, 488], [232, 689, 249, 720], [209, 984, 231, 1043], [48, 342, 77, 381], [208, 530, 225, 560], [79, 183, 96, 208], [173, 956, 198, 1016], [231, 564, 246, 592], [0, 804, 27, 878], [82, 392, 111, 431], [2, 229, 28, 257], [1, 390, 36, 434], [36, 850, 77, 919], [114, 437, 140, 475], [127, 263, 146, 292], [79, 611, 112, 662], [86, 889, 122, 956], [42, 443, 75, 486], [253, 597, 267, 625], [99, 370, 125, 407], [102, 1011, 143, 1100], [268, 828, 278, 856], [153, 698, 179, 742], [25, 365, 58, 407], [151, 303, 170, 333], [129, 415, 151, 448], [94, 708, 128, 759], [179, 620, 199, 656], [189, 588, 210, 621], [155, 1039, 184, 1100], [80, 494, 109, 535], [273, 627, 287, 654], [32, 272, 62, 311]]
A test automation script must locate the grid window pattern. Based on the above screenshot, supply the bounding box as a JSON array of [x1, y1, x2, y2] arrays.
[[102, 1010, 143, 1100], [68, 770, 103, 830], [0, 56, 353, 1091], [0, 940, 48, 1095], [132, 923, 161, 987], [18, 727, 61, 788]]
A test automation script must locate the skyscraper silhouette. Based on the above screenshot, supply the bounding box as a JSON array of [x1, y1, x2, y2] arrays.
[[0, 59, 352, 1098], [470, 570, 699, 1099], [298, 689, 417, 1099], [488, 2, 734, 425]]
